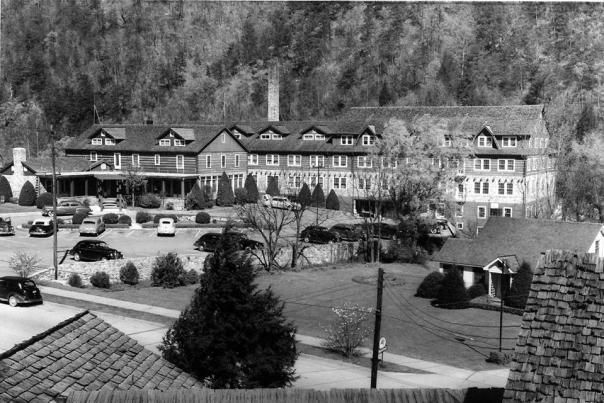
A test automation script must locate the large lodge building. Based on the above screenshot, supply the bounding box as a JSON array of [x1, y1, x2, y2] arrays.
[[0, 104, 555, 232]]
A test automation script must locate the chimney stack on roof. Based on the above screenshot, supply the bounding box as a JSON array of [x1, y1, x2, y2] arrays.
[[12, 147, 26, 175], [268, 63, 279, 122]]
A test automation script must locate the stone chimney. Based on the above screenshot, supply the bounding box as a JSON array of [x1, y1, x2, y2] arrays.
[[268, 63, 279, 122], [12, 147, 26, 175]]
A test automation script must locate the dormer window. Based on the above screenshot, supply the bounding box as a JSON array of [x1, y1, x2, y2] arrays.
[[362, 134, 375, 146], [174, 139, 185, 147], [501, 136, 517, 147], [341, 136, 353, 145], [303, 130, 326, 140], [159, 139, 170, 146], [91, 138, 102, 145], [104, 138, 115, 145], [442, 136, 452, 147], [272, 133, 282, 140], [260, 133, 270, 140], [477, 135, 492, 147], [232, 130, 242, 139]]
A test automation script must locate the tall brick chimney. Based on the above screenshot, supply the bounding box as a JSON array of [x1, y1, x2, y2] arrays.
[[268, 63, 279, 122], [12, 147, 26, 175]]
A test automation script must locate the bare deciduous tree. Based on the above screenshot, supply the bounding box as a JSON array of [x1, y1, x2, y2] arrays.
[[9, 250, 41, 278]]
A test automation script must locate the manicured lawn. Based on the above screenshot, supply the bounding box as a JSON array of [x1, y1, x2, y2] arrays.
[[40, 261, 523, 371], [0, 203, 39, 214]]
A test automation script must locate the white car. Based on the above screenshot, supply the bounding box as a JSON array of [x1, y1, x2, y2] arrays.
[[157, 218, 176, 236], [262, 195, 301, 210]]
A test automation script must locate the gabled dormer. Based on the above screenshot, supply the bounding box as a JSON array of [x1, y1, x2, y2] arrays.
[[229, 125, 254, 139], [258, 125, 289, 140], [359, 126, 377, 146], [157, 128, 195, 147], [474, 127, 499, 149], [89, 127, 125, 146], [300, 125, 329, 141]]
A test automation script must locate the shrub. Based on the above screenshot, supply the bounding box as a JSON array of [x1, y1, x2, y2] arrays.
[[151, 252, 186, 288], [202, 185, 213, 202], [18, 181, 36, 206], [118, 215, 132, 225], [9, 197, 18, 204], [265, 176, 280, 196], [467, 283, 487, 299], [185, 183, 207, 210], [136, 211, 152, 223], [183, 269, 198, 285], [138, 193, 161, 208], [119, 261, 139, 285], [102, 213, 119, 224], [90, 271, 111, 289], [166, 202, 174, 210], [234, 188, 247, 205], [436, 269, 469, 309], [216, 172, 235, 206], [9, 250, 40, 277], [153, 214, 178, 224], [325, 189, 340, 210], [195, 211, 211, 224], [82, 198, 91, 207], [68, 273, 83, 288], [415, 271, 445, 299], [36, 192, 54, 209], [297, 183, 312, 208], [0, 175, 12, 202], [322, 303, 372, 358], [72, 212, 88, 225], [379, 245, 398, 263], [244, 173, 259, 202], [311, 184, 325, 207], [505, 261, 533, 309]]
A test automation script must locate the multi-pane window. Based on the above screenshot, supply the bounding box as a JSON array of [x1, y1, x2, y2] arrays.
[[206, 155, 211, 168], [457, 183, 464, 197], [310, 175, 324, 187], [506, 182, 513, 195], [341, 136, 353, 145], [362, 134, 375, 146], [287, 155, 302, 166], [248, 154, 258, 165], [131, 154, 140, 167], [154, 154, 161, 165], [357, 156, 373, 168], [455, 204, 464, 217], [332, 155, 347, 168], [176, 155, 184, 169], [456, 222, 464, 230], [477, 135, 492, 147], [221, 155, 226, 168], [504, 207, 513, 217], [105, 138, 115, 145], [266, 154, 279, 166], [303, 133, 314, 140], [235, 154, 240, 167], [91, 138, 102, 145], [474, 158, 490, 171], [474, 182, 489, 194], [381, 158, 398, 168], [310, 155, 325, 167], [260, 133, 271, 140], [497, 159, 515, 171], [89, 152, 97, 162], [114, 153, 121, 169], [288, 175, 302, 188], [442, 136, 452, 147], [477, 206, 487, 219], [175, 139, 186, 146], [501, 136, 517, 147], [159, 139, 170, 146], [333, 176, 347, 189], [272, 133, 282, 140], [498, 182, 505, 195], [358, 177, 371, 190]]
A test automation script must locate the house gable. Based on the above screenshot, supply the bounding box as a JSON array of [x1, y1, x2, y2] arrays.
[[200, 129, 247, 154], [473, 127, 500, 149]]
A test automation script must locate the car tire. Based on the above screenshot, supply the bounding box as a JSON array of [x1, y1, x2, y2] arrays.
[[73, 252, 81, 261], [304, 236, 310, 243], [8, 295, 18, 307]]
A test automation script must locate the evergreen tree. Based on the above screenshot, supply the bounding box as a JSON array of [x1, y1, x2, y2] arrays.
[[297, 183, 312, 208], [325, 189, 340, 210], [505, 261, 533, 309], [436, 269, 469, 309], [311, 184, 325, 207], [186, 182, 206, 210], [0, 175, 13, 202], [265, 176, 280, 196], [216, 172, 235, 206], [18, 181, 36, 206], [244, 173, 259, 202], [161, 230, 297, 388]]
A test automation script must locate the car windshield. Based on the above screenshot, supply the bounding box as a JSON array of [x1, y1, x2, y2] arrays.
[[33, 221, 46, 225], [22, 280, 37, 289], [93, 242, 109, 248], [82, 220, 95, 224], [160, 219, 172, 224]]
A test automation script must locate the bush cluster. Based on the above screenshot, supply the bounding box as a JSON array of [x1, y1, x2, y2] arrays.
[[323, 303, 372, 358], [505, 261, 533, 309], [18, 181, 37, 206], [216, 172, 235, 206], [119, 261, 140, 285], [36, 192, 54, 209], [467, 283, 487, 299], [118, 215, 132, 225], [102, 213, 119, 224], [72, 212, 88, 225], [185, 183, 213, 210], [151, 252, 186, 288], [153, 214, 178, 224], [195, 211, 211, 224], [243, 174, 259, 202], [436, 269, 469, 309], [234, 188, 247, 205], [90, 271, 111, 289], [68, 273, 83, 288], [325, 189, 340, 210], [138, 193, 161, 208], [416, 271, 445, 299], [184, 269, 198, 285], [311, 184, 325, 207], [0, 175, 13, 202], [136, 211, 152, 223]]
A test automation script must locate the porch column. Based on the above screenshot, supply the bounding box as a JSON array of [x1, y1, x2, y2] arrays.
[[70, 180, 75, 197], [84, 179, 89, 196], [161, 180, 166, 196], [181, 178, 185, 199], [170, 180, 174, 196]]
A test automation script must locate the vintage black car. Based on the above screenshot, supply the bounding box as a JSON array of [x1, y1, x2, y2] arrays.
[[301, 226, 339, 244], [69, 240, 123, 261], [329, 224, 364, 242], [0, 216, 15, 236], [0, 276, 43, 307], [42, 200, 91, 217], [29, 217, 57, 237], [194, 232, 263, 252]]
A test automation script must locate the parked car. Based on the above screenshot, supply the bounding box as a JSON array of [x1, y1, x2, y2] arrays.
[[371, 222, 398, 240], [157, 218, 176, 236], [329, 224, 364, 241], [79, 217, 105, 236], [43, 200, 91, 217], [194, 232, 263, 252], [261, 194, 301, 210], [301, 225, 339, 244], [0, 216, 15, 236], [29, 217, 57, 237], [0, 276, 43, 307], [69, 240, 123, 261]]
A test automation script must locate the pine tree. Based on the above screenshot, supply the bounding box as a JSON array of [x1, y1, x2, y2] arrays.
[[186, 182, 206, 210], [216, 172, 235, 206], [18, 181, 36, 206], [311, 184, 325, 207], [265, 176, 280, 196], [436, 269, 469, 309], [325, 189, 340, 210], [0, 175, 13, 202], [297, 183, 312, 208], [244, 173, 259, 203], [161, 230, 297, 388], [505, 261, 533, 309]]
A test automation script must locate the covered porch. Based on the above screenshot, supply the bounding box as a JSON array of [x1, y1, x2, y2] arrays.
[[483, 255, 519, 299]]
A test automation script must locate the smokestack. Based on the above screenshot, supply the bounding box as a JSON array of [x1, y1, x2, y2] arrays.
[[12, 147, 26, 175], [268, 63, 279, 122]]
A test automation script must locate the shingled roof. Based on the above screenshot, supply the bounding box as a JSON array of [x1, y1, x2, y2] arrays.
[[433, 217, 603, 269], [0, 311, 203, 402], [504, 250, 604, 402], [0, 157, 103, 175]]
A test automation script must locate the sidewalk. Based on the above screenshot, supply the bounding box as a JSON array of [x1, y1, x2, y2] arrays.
[[39, 285, 510, 388]]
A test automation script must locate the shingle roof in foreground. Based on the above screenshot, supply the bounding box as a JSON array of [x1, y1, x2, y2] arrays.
[[0, 311, 203, 402], [504, 250, 604, 403]]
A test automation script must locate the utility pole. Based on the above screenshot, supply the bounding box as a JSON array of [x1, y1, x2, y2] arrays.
[[50, 126, 58, 280], [499, 260, 508, 352], [314, 163, 322, 226], [370, 267, 384, 388]]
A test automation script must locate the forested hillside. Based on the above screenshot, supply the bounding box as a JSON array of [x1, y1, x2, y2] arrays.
[[0, 1, 602, 220]]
